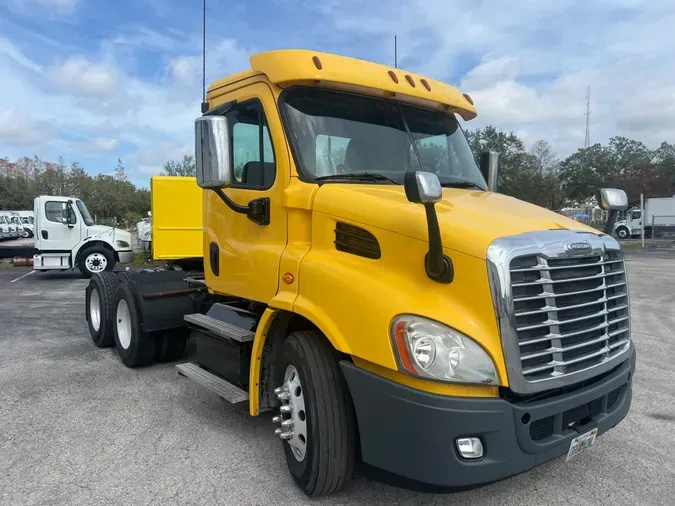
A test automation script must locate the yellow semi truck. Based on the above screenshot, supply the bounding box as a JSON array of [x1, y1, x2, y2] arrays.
[[84, 49, 634, 496]]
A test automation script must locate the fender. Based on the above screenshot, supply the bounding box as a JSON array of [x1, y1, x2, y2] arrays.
[[249, 308, 280, 416]]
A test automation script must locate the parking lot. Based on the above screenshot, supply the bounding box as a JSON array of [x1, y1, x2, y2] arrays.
[[1, 252, 674, 506]]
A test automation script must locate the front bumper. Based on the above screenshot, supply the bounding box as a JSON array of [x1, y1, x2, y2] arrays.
[[340, 346, 635, 488], [117, 250, 135, 263]]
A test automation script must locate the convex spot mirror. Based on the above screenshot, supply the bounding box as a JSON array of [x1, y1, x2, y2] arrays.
[[404, 171, 442, 204], [195, 116, 232, 189], [597, 188, 628, 211]]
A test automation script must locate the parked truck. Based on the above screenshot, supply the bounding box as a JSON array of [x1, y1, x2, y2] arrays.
[[83, 50, 634, 497], [614, 195, 675, 239], [31, 196, 135, 277], [0, 213, 20, 239]]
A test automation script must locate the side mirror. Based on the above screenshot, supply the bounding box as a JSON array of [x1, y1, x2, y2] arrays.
[[404, 171, 453, 284], [195, 116, 231, 189], [479, 151, 499, 192], [597, 188, 628, 211], [596, 188, 628, 236], [404, 171, 442, 204]]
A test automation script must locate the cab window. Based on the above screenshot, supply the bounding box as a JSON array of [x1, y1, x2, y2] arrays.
[[45, 202, 68, 223], [227, 100, 275, 189]]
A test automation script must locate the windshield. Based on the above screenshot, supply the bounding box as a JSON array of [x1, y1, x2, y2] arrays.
[[76, 200, 95, 226], [0, 216, 7, 225], [282, 87, 486, 189]]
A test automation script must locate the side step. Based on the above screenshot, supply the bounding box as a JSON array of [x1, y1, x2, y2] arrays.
[[175, 363, 249, 404], [184, 313, 255, 343]]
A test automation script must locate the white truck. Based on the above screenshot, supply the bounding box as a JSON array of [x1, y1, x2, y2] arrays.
[[0, 213, 19, 240], [32, 195, 134, 277], [0, 215, 11, 240], [9, 210, 35, 238], [614, 196, 675, 239], [136, 212, 152, 251]]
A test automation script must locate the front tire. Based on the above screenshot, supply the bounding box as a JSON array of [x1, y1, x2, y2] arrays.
[[112, 283, 155, 367], [85, 272, 119, 347], [276, 331, 357, 497], [79, 247, 115, 278], [616, 227, 630, 240]]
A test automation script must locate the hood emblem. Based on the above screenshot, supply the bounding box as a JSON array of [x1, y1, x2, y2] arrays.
[[567, 242, 592, 254]]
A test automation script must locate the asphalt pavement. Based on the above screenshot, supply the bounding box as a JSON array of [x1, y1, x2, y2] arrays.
[[0, 257, 674, 505]]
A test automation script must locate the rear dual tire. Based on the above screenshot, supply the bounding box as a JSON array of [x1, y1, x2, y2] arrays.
[[85, 272, 119, 347], [85, 273, 187, 366]]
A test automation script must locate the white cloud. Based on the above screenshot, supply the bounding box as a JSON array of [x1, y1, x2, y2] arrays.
[[0, 108, 56, 145], [50, 57, 118, 97], [0, 38, 43, 74], [316, 0, 675, 155], [78, 137, 120, 153]]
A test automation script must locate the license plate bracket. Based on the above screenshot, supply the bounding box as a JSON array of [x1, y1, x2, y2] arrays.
[[566, 428, 598, 462]]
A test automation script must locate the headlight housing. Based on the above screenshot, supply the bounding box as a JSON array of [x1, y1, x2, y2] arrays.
[[390, 315, 499, 385], [116, 240, 130, 248]]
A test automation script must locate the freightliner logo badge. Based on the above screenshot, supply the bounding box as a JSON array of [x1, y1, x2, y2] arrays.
[[566, 242, 592, 254]]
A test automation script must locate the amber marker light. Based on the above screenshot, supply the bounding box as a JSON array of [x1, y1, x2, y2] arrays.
[[393, 320, 416, 374]]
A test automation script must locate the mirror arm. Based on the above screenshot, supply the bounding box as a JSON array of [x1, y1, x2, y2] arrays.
[[423, 203, 454, 284], [603, 209, 619, 235], [213, 189, 270, 226], [214, 188, 249, 214]]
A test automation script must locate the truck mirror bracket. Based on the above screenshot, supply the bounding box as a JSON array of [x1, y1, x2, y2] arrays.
[[423, 202, 454, 284], [213, 189, 270, 226]]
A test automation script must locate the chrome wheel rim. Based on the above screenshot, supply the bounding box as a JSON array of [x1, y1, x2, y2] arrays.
[[275, 365, 308, 462], [116, 299, 132, 349], [86, 253, 107, 273], [90, 288, 101, 332]]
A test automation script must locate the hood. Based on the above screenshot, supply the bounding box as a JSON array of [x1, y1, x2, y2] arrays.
[[312, 184, 599, 259], [86, 225, 132, 246]]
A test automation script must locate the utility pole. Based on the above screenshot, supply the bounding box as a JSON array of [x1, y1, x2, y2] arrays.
[[584, 85, 591, 149]]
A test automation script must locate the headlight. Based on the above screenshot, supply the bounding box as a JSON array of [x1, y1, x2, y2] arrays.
[[116, 240, 130, 248], [390, 315, 499, 385]]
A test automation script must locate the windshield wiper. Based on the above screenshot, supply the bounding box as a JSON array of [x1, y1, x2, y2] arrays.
[[315, 172, 399, 184], [441, 181, 484, 190]]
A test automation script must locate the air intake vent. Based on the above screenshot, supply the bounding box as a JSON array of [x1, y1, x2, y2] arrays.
[[334, 222, 381, 259]]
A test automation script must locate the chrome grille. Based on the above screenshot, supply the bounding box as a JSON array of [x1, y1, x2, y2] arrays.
[[487, 231, 632, 394], [510, 251, 629, 381]]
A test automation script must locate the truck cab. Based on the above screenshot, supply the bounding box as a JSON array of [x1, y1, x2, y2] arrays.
[[0, 215, 10, 240], [0, 213, 19, 239], [614, 209, 641, 239], [33, 195, 134, 277], [84, 49, 635, 497]]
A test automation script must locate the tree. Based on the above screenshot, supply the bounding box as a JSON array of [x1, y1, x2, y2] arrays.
[[114, 158, 128, 181], [161, 154, 196, 177]]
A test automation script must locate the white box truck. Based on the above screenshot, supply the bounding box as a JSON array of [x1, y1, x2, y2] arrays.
[[613, 196, 675, 239]]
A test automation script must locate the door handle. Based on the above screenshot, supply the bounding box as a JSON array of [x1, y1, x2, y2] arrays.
[[41, 230, 48, 239]]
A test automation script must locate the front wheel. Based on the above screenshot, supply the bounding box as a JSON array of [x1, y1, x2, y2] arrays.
[[616, 227, 630, 240], [78, 247, 115, 278], [273, 331, 357, 497]]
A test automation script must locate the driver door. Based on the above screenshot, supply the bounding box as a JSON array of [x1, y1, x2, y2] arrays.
[[203, 83, 288, 303], [37, 200, 82, 252]]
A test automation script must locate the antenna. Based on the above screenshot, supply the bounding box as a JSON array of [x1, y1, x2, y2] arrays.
[[584, 85, 591, 148], [201, 0, 208, 113], [394, 35, 398, 68]]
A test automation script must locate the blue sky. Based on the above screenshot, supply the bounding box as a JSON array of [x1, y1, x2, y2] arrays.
[[1, 0, 674, 188]]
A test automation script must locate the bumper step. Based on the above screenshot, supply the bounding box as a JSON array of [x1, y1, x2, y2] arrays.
[[184, 313, 254, 343], [176, 362, 249, 404]]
